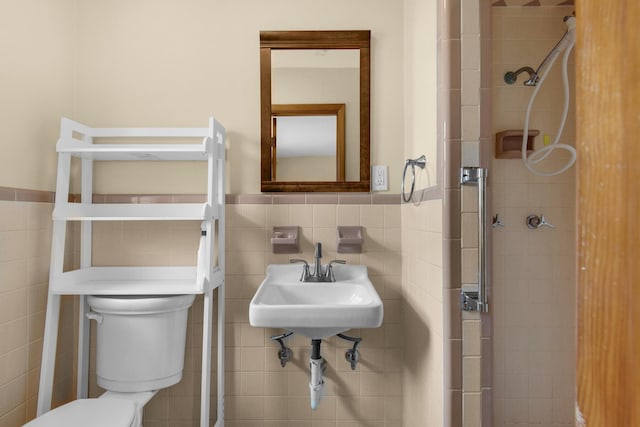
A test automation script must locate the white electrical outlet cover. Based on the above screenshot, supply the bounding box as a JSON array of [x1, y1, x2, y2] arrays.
[[371, 165, 388, 191]]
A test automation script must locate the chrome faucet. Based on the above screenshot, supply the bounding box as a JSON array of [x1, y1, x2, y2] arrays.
[[326, 259, 346, 282], [289, 242, 346, 282], [289, 259, 311, 281], [313, 242, 323, 279]]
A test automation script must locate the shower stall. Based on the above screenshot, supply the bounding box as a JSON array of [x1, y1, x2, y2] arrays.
[[452, 2, 577, 425], [491, 6, 576, 425]]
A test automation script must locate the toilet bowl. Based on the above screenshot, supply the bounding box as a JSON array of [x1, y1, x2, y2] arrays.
[[24, 294, 195, 427], [24, 398, 136, 427], [23, 392, 152, 427]]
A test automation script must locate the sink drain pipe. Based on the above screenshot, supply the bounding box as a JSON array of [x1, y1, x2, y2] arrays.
[[309, 339, 326, 410]]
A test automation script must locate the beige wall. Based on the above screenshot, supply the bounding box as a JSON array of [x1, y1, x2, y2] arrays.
[[401, 0, 444, 426], [0, 0, 75, 192], [1, 200, 405, 426], [403, 0, 439, 189], [401, 199, 444, 427], [0, 1, 454, 426], [460, 183, 486, 427], [276, 156, 336, 182], [458, 1, 493, 426], [0, 202, 75, 425], [491, 6, 576, 426], [85, 203, 403, 426], [0, 0, 404, 195], [72, 0, 404, 194]]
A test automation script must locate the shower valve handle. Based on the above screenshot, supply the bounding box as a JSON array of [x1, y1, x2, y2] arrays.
[[526, 214, 555, 230], [539, 215, 555, 228]]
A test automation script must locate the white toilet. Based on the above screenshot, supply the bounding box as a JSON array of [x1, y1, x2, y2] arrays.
[[25, 293, 196, 427]]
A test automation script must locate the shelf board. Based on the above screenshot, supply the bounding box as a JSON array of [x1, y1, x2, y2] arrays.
[[57, 140, 209, 161], [52, 279, 203, 295], [50, 266, 202, 295], [53, 203, 209, 221]]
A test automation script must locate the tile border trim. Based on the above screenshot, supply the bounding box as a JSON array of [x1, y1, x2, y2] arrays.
[[492, 0, 574, 6], [401, 185, 443, 204], [0, 186, 55, 203], [0, 187, 405, 205]]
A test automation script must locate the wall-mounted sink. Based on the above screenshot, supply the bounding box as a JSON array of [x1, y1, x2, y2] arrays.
[[249, 264, 383, 339]]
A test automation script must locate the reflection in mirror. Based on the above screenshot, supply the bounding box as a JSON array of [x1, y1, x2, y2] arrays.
[[260, 30, 370, 192], [272, 104, 345, 182], [271, 50, 358, 181]]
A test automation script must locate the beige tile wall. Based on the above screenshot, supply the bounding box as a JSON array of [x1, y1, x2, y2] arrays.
[[440, 0, 465, 425], [401, 199, 444, 427], [457, 3, 577, 426], [459, 0, 493, 425], [85, 202, 403, 426], [0, 196, 405, 426], [459, 182, 492, 427], [491, 6, 576, 427], [0, 201, 75, 427]]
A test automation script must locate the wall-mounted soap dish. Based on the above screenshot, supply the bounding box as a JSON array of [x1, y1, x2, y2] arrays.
[[271, 226, 299, 253], [337, 226, 364, 253], [495, 129, 539, 159]]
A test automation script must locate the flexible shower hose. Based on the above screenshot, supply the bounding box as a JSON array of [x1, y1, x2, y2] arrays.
[[521, 42, 576, 176]]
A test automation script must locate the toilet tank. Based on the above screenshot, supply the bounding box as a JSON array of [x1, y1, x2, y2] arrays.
[[87, 294, 196, 393]]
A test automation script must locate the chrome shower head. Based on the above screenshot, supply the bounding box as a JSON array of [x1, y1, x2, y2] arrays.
[[504, 66, 536, 85], [504, 15, 576, 87]]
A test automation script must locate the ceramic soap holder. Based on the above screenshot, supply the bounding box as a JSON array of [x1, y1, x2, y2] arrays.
[[337, 226, 364, 253], [271, 226, 299, 254]]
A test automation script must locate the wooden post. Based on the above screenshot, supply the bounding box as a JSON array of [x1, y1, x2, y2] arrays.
[[576, 0, 640, 424]]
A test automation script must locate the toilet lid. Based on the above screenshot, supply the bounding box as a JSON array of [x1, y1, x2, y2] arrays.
[[24, 399, 136, 427]]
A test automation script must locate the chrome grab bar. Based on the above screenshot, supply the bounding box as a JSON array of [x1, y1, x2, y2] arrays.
[[460, 167, 489, 313]]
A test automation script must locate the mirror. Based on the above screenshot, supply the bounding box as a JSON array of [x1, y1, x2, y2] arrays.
[[260, 30, 370, 192]]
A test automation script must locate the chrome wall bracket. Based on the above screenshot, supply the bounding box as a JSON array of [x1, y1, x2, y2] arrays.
[[460, 166, 484, 185], [337, 333, 362, 370], [460, 167, 490, 313], [270, 331, 294, 368], [461, 291, 488, 312], [461, 291, 479, 311]]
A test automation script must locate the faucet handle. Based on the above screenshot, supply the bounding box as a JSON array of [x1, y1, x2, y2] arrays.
[[290, 259, 310, 281], [539, 214, 556, 229], [526, 214, 556, 230], [326, 259, 347, 282]]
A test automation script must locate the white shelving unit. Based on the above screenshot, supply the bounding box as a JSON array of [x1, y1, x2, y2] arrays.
[[37, 117, 226, 427]]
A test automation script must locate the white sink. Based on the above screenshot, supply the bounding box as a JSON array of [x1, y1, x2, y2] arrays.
[[249, 263, 384, 339]]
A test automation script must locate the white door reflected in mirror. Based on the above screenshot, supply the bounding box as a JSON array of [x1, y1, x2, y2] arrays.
[[271, 103, 346, 182], [275, 115, 337, 181]]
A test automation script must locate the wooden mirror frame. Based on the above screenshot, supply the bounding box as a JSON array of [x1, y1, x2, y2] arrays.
[[260, 30, 370, 192]]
